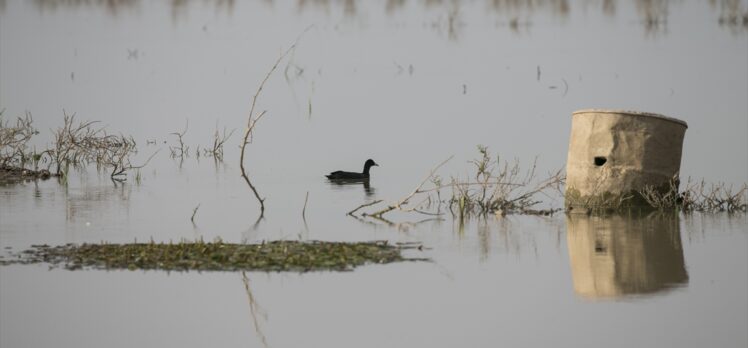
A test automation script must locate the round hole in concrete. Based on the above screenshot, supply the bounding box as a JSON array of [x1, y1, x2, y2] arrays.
[[594, 156, 607, 166]]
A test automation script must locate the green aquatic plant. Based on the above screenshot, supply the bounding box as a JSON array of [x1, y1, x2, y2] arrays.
[[0, 240, 426, 272]]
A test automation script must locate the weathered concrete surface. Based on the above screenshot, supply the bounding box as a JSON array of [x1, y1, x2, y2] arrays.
[[566, 214, 689, 299], [565, 109, 687, 210]]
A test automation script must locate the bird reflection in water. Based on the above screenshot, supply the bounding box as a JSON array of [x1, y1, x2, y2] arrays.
[[327, 178, 375, 197], [566, 212, 689, 300]]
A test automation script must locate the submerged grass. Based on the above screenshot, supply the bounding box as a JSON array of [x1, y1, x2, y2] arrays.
[[0, 240, 424, 272]]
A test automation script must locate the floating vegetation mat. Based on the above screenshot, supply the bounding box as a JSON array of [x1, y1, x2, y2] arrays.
[[0, 166, 53, 185], [0, 240, 426, 272]]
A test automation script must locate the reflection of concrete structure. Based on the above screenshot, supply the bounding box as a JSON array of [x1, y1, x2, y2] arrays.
[[566, 214, 688, 299], [565, 109, 688, 211]]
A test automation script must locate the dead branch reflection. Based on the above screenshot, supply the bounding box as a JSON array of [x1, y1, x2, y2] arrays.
[[242, 272, 270, 348]]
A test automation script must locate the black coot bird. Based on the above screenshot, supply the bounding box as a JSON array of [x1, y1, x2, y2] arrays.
[[326, 159, 378, 180]]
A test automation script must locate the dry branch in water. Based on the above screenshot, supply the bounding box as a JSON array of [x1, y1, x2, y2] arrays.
[[348, 199, 383, 216], [208, 125, 235, 160], [239, 43, 300, 218], [363, 156, 453, 218], [350, 146, 565, 222]]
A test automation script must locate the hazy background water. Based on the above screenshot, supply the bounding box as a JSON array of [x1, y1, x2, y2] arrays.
[[1, 0, 747, 347]]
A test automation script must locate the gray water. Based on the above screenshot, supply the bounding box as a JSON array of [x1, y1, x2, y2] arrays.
[[1, 1, 747, 347]]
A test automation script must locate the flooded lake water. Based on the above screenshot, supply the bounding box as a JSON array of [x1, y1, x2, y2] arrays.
[[1, 0, 747, 347]]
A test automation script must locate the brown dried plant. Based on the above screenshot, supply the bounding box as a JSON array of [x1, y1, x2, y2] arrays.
[[0, 111, 38, 169], [351, 146, 565, 223], [49, 112, 155, 180]]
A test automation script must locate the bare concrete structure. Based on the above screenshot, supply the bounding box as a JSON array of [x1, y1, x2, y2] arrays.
[[565, 109, 688, 211]]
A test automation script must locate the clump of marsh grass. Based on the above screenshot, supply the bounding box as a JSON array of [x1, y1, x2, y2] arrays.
[[638, 176, 747, 213], [446, 145, 565, 217]]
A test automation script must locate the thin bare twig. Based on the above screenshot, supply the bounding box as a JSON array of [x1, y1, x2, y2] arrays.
[[242, 272, 269, 348], [414, 180, 522, 194], [347, 199, 383, 216], [364, 156, 453, 218], [239, 28, 314, 218], [240, 48, 295, 217], [169, 120, 189, 158], [208, 125, 235, 160], [240, 109, 269, 217]]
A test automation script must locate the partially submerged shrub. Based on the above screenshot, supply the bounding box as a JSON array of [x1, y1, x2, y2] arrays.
[[49, 113, 153, 180], [446, 145, 565, 217], [567, 177, 747, 214], [1, 111, 154, 181], [0, 112, 38, 169], [634, 176, 746, 213], [637, 176, 681, 211]]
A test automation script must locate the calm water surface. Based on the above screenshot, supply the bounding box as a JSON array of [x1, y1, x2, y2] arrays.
[[1, 0, 747, 347]]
